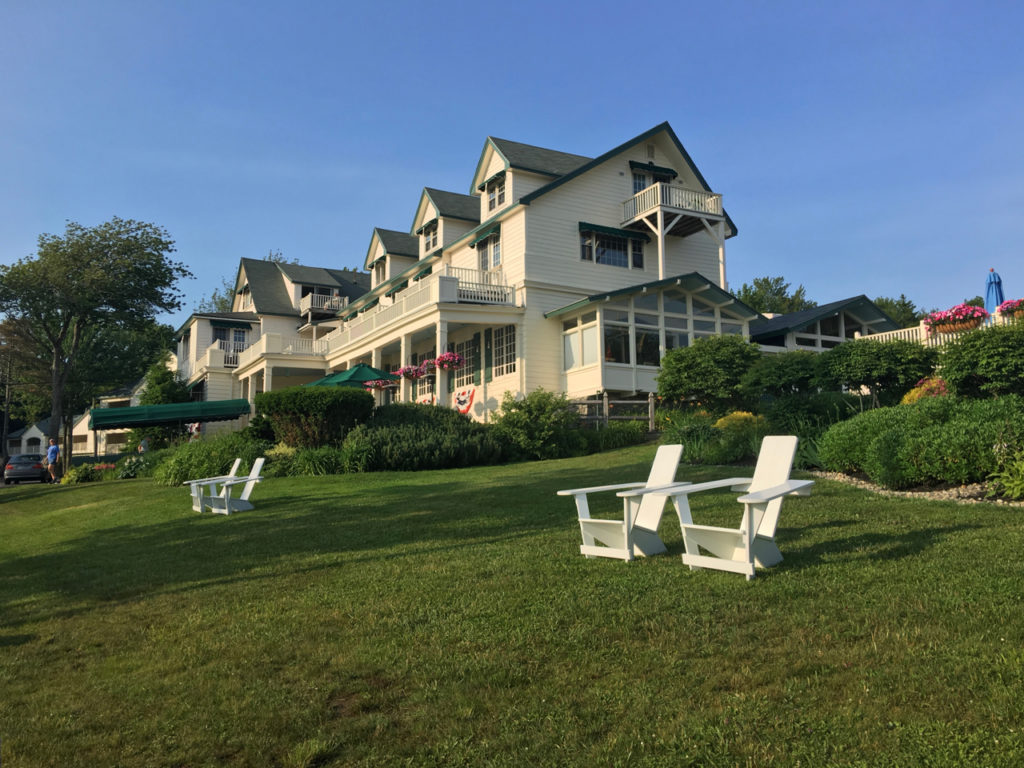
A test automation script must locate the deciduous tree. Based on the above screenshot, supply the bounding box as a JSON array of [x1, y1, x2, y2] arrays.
[[735, 276, 816, 315]]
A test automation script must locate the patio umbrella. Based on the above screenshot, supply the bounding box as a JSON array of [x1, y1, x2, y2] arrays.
[[985, 268, 1005, 314], [306, 363, 399, 387]]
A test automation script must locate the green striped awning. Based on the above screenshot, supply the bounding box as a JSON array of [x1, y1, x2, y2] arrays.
[[469, 223, 500, 248], [579, 222, 650, 242], [88, 399, 251, 430]]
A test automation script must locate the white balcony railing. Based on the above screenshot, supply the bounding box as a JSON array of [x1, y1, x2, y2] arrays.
[[299, 293, 347, 314], [322, 268, 514, 355], [235, 333, 329, 369], [864, 313, 1019, 348], [623, 182, 723, 223]]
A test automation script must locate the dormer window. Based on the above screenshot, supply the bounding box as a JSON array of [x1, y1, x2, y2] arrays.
[[239, 285, 252, 310], [374, 261, 386, 284], [486, 177, 506, 211], [422, 222, 438, 253]]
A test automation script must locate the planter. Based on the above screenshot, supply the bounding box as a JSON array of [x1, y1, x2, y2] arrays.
[[932, 318, 982, 334]]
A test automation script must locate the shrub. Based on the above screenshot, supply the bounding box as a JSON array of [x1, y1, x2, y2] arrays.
[[262, 443, 298, 478], [153, 432, 270, 486], [819, 396, 1024, 488], [817, 338, 937, 407], [988, 450, 1024, 500], [901, 377, 949, 404], [292, 447, 346, 476], [255, 386, 373, 448], [490, 390, 586, 460], [61, 464, 102, 484], [657, 335, 761, 414], [580, 421, 649, 453], [941, 324, 1024, 398], [339, 404, 507, 473], [762, 392, 858, 440], [741, 350, 819, 400]]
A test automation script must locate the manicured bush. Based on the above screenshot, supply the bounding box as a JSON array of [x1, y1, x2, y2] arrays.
[[341, 421, 505, 473], [762, 392, 859, 440], [901, 377, 949, 404], [490, 389, 586, 460], [819, 396, 1024, 488], [941, 324, 1024, 398], [153, 432, 270, 486], [657, 335, 762, 414], [255, 386, 373, 448]]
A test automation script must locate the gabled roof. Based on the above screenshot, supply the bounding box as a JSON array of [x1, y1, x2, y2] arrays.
[[518, 122, 738, 238], [376, 228, 419, 258], [237, 258, 370, 317], [544, 272, 761, 320], [489, 137, 592, 178], [748, 295, 899, 340], [423, 188, 480, 223]]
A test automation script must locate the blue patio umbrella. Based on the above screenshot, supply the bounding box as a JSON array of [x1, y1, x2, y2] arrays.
[[985, 268, 1005, 314]]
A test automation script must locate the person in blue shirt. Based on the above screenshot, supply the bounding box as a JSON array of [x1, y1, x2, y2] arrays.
[[46, 438, 60, 484]]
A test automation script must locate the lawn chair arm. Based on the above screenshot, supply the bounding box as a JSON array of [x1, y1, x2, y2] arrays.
[[183, 475, 235, 488], [616, 481, 692, 498], [633, 477, 752, 500], [557, 481, 647, 496], [736, 479, 814, 504], [217, 476, 264, 488]]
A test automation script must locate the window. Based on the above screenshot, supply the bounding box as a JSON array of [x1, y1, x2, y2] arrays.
[[633, 172, 649, 194], [603, 303, 631, 364], [374, 261, 385, 284], [563, 312, 599, 371], [634, 312, 660, 366], [423, 223, 438, 252], [414, 350, 435, 398], [486, 177, 505, 211], [239, 285, 252, 309], [478, 234, 501, 271], [580, 230, 645, 269], [493, 325, 516, 377], [453, 338, 477, 388]]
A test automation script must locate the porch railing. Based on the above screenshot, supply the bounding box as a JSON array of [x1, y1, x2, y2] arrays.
[[623, 182, 723, 222], [862, 313, 1019, 349]]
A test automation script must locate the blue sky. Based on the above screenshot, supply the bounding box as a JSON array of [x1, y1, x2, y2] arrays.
[[2, 0, 1022, 330]]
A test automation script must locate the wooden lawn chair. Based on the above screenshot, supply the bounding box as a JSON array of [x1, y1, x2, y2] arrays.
[[184, 458, 242, 512], [204, 458, 265, 515], [557, 444, 687, 560]]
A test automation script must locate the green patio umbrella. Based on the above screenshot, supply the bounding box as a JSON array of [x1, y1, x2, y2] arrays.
[[306, 363, 399, 387]]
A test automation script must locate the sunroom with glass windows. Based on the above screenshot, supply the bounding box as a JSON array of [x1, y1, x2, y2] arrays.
[[546, 272, 760, 397]]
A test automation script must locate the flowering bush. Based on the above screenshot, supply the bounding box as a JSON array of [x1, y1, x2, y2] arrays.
[[922, 303, 988, 334], [997, 298, 1024, 315], [394, 365, 425, 380], [432, 352, 464, 370], [900, 376, 948, 404]]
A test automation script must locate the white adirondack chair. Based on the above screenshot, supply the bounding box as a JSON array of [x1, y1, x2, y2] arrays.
[[183, 458, 243, 512], [662, 436, 812, 579], [557, 444, 687, 560], [203, 458, 266, 515]]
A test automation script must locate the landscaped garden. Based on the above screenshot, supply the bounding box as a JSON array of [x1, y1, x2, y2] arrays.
[[2, 443, 1023, 767]]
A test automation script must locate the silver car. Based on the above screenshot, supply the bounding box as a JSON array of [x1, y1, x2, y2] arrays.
[[4, 453, 50, 484]]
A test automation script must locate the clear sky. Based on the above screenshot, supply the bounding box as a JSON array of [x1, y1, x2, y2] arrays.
[[2, 0, 1022, 331]]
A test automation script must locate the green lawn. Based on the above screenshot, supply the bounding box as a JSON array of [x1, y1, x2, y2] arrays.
[[1, 444, 1022, 767]]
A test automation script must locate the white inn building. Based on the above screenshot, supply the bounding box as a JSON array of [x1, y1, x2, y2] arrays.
[[172, 122, 897, 427]]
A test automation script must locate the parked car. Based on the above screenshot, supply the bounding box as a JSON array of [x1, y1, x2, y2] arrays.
[[4, 453, 50, 484]]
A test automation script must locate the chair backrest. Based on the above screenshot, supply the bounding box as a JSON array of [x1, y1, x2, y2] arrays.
[[633, 444, 684, 530], [226, 458, 243, 479], [746, 436, 798, 536], [237, 457, 266, 502]]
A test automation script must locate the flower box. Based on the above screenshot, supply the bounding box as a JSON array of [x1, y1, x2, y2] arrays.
[[923, 303, 988, 335]]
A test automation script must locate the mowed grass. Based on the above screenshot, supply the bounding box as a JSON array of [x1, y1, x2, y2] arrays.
[[1, 444, 1022, 767]]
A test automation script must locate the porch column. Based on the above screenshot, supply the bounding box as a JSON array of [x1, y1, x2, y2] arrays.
[[400, 333, 411, 403], [656, 207, 666, 281], [264, 366, 272, 394], [435, 321, 448, 407]]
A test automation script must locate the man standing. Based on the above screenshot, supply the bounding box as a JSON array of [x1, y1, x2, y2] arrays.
[[46, 438, 60, 484]]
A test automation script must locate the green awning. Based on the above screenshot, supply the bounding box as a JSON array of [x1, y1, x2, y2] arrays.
[[476, 170, 506, 191], [469, 223, 500, 248], [579, 222, 650, 242], [209, 319, 254, 329], [629, 161, 678, 179], [88, 399, 251, 430]]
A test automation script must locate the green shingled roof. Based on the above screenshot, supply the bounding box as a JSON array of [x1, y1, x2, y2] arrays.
[[375, 228, 419, 258], [489, 137, 592, 178], [423, 188, 480, 223]]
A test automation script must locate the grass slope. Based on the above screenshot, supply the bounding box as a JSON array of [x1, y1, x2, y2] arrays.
[[1, 444, 1022, 767]]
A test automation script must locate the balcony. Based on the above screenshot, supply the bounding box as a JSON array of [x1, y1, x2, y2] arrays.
[[299, 293, 347, 316], [322, 267, 515, 354], [622, 182, 723, 237], [235, 333, 328, 370]]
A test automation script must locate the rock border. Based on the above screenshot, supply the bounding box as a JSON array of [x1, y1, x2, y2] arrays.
[[807, 471, 1024, 507]]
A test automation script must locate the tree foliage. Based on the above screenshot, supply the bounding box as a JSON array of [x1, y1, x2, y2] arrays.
[[657, 335, 762, 414], [817, 338, 937, 407], [740, 350, 819, 400], [0, 218, 191, 447], [873, 294, 922, 328], [195, 276, 236, 313], [735, 276, 816, 315]]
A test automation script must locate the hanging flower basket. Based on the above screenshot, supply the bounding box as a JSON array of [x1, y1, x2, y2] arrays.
[[923, 304, 988, 335], [363, 379, 398, 390], [394, 365, 425, 380], [432, 352, 464, 370]]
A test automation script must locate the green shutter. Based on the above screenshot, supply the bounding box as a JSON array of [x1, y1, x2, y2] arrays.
[[473, 333, 482, 386], [484, 329, 493, 383]]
